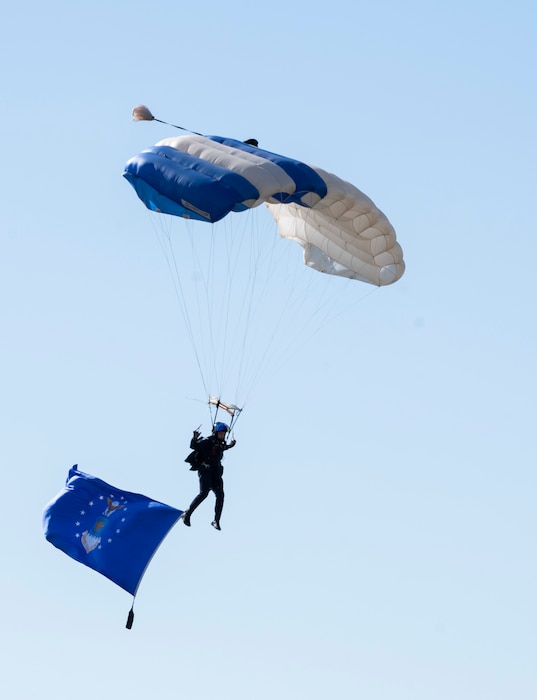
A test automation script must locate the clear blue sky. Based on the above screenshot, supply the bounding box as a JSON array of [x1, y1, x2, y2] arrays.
[[2, 1, 536, 698]]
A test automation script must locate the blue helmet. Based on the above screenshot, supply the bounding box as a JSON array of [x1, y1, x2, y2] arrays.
[[214, 422, 229, 433]]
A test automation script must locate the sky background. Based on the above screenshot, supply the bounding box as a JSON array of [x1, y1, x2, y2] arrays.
[[2, 1, 536, 698]]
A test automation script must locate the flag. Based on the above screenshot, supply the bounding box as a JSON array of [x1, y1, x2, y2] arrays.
[[43, 465, 182, 596]]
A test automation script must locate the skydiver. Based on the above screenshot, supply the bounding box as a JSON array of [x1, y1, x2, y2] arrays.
[[182, 422, 236, 531], [243, 138, 258, 146]]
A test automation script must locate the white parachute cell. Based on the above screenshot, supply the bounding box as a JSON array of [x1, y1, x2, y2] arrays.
[[266, 167, 404, 286]]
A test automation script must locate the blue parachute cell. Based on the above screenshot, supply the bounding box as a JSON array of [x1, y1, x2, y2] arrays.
[[123, 144, 259, 222], [123, 136, 327, 223]]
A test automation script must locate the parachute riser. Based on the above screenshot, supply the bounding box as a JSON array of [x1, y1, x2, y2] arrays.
[[209, 397, 242, 441]]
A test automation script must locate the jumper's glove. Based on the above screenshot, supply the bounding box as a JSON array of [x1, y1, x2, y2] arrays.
[[193, 430, 201, 440], [229, 439, 237, 447]]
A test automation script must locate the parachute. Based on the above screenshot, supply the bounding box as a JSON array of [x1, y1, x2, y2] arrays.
[[123, 112, 405, 416], [123, 134, 404, 287]]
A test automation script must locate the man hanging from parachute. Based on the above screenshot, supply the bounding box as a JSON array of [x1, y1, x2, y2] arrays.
[[124, 105, 405, 526], [183, 421, 236, 530]]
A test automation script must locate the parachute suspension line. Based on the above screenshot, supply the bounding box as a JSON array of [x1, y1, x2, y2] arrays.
[[308, 284, 378, 334], [241, 205, 382, 381], [222, 210, 269, 402], [152, 206, 377, 415], [220, 212, 256, 399], [231, 231, 296, 404], [198, 207, 330, 408], [236, 224, 374, 402], [208, 224, 230, 398], [162, 214, 253, 406], [214, 208, 293, 405], [206, 218, 234, 401], [149, 214, 210, 400], [190, 209, 269, 406], [149, 200, 379, 416], [241, 213, 290, 392], [189, 221, 226, 401], [179, 220, 236, 401], [296, 205, 383, 328], [149, 210, 254, 410], [229, 210, 338, 405]]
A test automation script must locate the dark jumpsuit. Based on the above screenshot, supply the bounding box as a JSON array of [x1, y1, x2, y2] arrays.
[[186, 435, 235, 523]]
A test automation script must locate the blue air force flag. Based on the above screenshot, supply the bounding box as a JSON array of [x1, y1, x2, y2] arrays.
[[43, 465, 183, 595]]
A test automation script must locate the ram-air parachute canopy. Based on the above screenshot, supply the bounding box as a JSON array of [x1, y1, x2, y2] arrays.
[[123, 134, 404, 286], [124, 109, 406, 417]]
